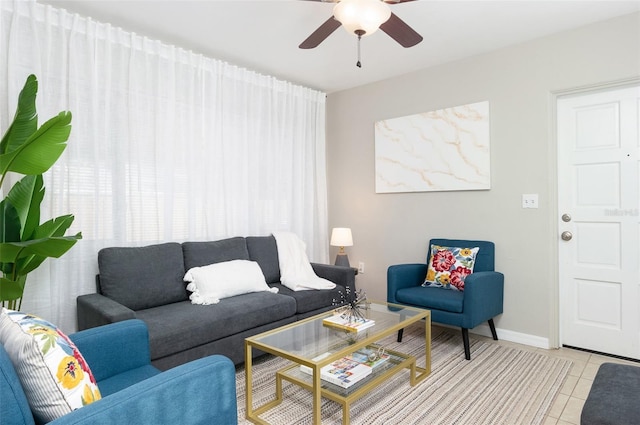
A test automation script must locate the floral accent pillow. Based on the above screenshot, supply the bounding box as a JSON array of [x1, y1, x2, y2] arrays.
[[0, 308, 101, 423], [422, 245, 479, 291]]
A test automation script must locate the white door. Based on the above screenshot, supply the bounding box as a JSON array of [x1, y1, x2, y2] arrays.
[[558, 84, 640, 360]]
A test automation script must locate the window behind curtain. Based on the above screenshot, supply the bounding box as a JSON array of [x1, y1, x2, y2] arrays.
[[0, 1, 329, 331]]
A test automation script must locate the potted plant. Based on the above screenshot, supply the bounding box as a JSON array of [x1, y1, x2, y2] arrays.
[[0, 74, 82, 310]]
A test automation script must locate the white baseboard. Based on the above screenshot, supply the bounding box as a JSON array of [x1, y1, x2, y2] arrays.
[[434, 323, 551, 349], [472, 324, 551, 349]]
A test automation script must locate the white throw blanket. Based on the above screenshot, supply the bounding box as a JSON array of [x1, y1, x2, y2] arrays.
[[272, 231, 336, 291]]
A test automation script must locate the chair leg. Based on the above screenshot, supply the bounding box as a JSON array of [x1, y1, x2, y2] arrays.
[[488, 318, 498, 340], [397, 328, 404, 343], [462, 328, 471, 360]]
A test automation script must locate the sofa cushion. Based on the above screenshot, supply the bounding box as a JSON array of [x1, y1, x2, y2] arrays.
[[135, 292, 297, 359], [0, 309, 101, 424], [98, 243, 188, 311], [246, 236, 281, 284], [182, 237, 250, 271], [396, 286, 464, 313], [269, 283, 346, 314]]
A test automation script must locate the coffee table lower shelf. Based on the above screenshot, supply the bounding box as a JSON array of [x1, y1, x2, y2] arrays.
[[249, 347, 429, 425]]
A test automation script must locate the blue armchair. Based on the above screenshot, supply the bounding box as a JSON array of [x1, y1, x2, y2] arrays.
[[1, 319, 238, 424], [387, 238, 504, 360]]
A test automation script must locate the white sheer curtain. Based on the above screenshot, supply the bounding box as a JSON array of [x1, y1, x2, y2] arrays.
[[0, 0, 329, 331]]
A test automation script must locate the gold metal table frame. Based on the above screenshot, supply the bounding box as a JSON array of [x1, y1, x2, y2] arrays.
[[245, 301, 431, 424]]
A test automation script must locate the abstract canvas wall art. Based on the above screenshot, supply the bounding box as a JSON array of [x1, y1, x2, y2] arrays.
[[375, 101, 490, 193]]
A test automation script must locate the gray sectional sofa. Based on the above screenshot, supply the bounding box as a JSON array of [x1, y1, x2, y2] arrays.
[[77, 235, 355, 370]]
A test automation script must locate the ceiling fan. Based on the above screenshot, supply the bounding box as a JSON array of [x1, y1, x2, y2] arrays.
[[299, 0, 423, 51]]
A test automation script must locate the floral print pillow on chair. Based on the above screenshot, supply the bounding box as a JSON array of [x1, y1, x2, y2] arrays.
[[0, 308, 101, 423], [422, 245, 479, 291]]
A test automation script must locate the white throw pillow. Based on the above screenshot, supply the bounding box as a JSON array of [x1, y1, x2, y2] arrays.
[[0, 308, 101, 423], [184, 259, 278, 305]]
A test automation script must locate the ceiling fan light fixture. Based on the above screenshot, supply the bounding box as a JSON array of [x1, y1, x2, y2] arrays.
[[333, 0, 391, 37]]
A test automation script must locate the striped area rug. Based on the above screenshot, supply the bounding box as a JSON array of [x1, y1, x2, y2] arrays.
[[237, 323, 572, 424]]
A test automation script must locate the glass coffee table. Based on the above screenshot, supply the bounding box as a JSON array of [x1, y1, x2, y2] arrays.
[[244, 301, 431, 424]]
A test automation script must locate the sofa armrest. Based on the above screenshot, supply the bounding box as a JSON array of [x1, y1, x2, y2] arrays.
[[311, 263, 356, 294], [387, 264, 427, 304], [77, 293, 136, 330], [461, 271, 504, 329], [69, 320, 151, 382], [49, 355, 237, 425]]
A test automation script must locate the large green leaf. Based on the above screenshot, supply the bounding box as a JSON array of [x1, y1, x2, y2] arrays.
[[14, 255, 47, 277], [13, 216, 80, 275], [12, 234, 81, 277], [0, 261, 13, 275], [0, 234, 81, 264], [0, 74, 38, 155], [0, 243, 22, 262], [32, 214, 75, 239], [0, 198, 21, 243], [5, 174, 44, 240], [0, 275, 27, 302], [0, 111, 72, 177]]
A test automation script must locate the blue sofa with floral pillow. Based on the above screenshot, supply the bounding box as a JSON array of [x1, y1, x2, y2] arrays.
[[0, 317, 237, 425], [77, 235, 355, 370]]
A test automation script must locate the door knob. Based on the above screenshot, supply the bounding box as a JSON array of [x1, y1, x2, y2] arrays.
[[561, 213, 572, 222], [561, 231, 573, 241]]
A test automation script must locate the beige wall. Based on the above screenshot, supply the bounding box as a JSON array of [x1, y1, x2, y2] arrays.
[[326, 12, 640, 346]]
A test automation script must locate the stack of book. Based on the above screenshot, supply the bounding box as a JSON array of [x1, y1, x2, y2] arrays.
[[299, 345, 391, 388], [300, 355, 372, 388], [322, 314, 375, 333]]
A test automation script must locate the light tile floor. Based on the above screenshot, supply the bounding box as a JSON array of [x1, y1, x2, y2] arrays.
[[468, 330, 639, 425]]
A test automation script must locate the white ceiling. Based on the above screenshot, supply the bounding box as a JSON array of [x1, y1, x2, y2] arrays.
[[38, 0, 640, 93]]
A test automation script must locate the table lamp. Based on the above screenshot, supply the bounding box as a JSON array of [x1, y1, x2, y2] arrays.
[[330, 228, 353, 267]]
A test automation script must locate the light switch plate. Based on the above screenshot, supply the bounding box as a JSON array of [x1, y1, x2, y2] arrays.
[[522, 194, 539, 208]]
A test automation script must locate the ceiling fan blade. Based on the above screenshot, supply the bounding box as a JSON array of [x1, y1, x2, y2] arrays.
[[379, 12, 423, 48], [383, 0, 419, 3], [299, 16, 342, 49]]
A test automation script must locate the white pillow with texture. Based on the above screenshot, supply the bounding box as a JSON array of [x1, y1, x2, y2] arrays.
[[184, 259, 278, 305]]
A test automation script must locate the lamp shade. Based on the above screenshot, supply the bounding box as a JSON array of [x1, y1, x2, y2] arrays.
[[333, 0, 391, 37], [330, 228, 353, 247]]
